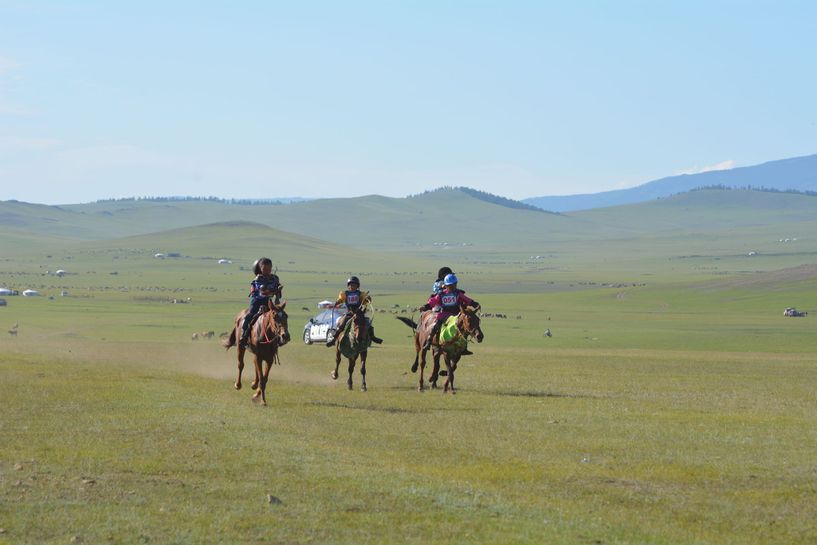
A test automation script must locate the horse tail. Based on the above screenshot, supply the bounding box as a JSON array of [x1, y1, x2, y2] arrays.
[[396, 316, 418, 331], [222, 326, 237, 350]]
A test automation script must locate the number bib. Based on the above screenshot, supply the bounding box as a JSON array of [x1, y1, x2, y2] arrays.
[[441, 293, 458, 309]]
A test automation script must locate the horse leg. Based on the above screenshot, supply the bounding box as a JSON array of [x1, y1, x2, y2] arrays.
[[331, 345, 341, 380], [411, 333, 420, 373], [347, 356, 355, 390], [360, 350, 367, 392], [234, 340, 245, 390], [430, 351, 441, 389], [251, 354, 260, 391], [258, 358, 273, 407], [418, 347, 427, 392], [444, 355, 455, 394], [249, 336, 260, 390], [251, 354, 265, 405]]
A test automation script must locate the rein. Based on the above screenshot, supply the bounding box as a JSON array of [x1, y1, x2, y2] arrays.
[[258, 310, 280, 345]]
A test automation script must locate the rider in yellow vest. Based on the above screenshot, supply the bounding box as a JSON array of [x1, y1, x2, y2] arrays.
[[326, 276, 383, 347]]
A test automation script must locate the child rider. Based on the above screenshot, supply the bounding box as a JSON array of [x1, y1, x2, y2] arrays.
[[239, 257, 282, 348], [419, 273, 478, 354], [326, 276, 383, 347]]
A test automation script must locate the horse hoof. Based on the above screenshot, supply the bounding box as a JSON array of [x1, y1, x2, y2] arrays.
[[361, 385, 367, 392], [331, 371, 338, 380], [251, 381, 259, 390], [410, 363, 418, 373], [347, 383, 353, 391], [234, 382, 242, 390]]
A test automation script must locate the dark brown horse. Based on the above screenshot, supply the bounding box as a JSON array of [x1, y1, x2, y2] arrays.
[[399, 305, 483, 393], [223, 300, 290, 406], [331, 307, 371, 391]]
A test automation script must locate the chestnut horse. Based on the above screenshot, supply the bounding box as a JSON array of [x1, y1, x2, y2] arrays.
[[399, 305, 484, 393], [331, 307, 371, 391], [222, 300, 290, 406]]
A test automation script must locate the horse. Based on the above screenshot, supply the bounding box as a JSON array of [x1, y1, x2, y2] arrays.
[[222, 300, 290, 406], [398, 305, 484, 393], [331, 307, 371, 391]]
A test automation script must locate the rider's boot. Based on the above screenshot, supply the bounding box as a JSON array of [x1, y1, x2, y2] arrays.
[[238, 315, 253, 348], [423, 321, 441, 350], [461, 348, 473, 356], [369, 325, 383, 344], [325, 321, 341, 347]]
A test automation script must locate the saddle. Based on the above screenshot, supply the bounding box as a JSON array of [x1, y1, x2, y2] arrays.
[[245, 307, 268, 328]]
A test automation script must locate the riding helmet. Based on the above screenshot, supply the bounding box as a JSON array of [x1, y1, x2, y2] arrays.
[[437, 266, 453, 281], [253, 257, 272, 275], [443, 273, 458, 285], [347, 276, 360, 286]]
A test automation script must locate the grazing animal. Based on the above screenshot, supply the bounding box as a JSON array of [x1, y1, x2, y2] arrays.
[[331, 307, 371, 391], [398, 305, 484, 393], [222, 300, 290, 406], [191, 332, 199, 341]]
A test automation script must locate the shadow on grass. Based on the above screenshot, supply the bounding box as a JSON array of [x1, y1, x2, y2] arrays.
[[487, 390, 602, 399], [308, 401, 430, 414], [308, 401, 478, 414]]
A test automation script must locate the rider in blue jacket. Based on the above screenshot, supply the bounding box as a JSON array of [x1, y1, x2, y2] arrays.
[[239, 257, 282, 348]]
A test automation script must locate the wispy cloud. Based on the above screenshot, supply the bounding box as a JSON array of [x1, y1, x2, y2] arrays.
[[676, 160, 736, 176], [0, 136, 63, 153]]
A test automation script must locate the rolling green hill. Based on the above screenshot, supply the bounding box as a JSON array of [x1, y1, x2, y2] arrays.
[[3, 188, 817, 287]]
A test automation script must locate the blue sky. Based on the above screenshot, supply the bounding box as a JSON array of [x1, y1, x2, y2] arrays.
[[1, 1, 815, 204]]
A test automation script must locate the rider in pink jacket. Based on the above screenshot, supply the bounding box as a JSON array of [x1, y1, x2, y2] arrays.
[[419, 273, 479, 353]]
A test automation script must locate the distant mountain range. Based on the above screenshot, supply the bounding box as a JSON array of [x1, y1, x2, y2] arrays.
[[523, 153, 817, 212]]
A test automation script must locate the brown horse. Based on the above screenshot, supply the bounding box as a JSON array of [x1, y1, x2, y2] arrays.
[[331, 307, 371, 391], [223, 300, 290, 406], [400, 305, 484, 393]]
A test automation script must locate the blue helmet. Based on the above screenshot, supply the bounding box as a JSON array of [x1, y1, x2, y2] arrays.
[[443, 273, 458, 286]]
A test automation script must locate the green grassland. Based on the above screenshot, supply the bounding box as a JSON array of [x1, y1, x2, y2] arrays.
[[1, 189, 816, 544]]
